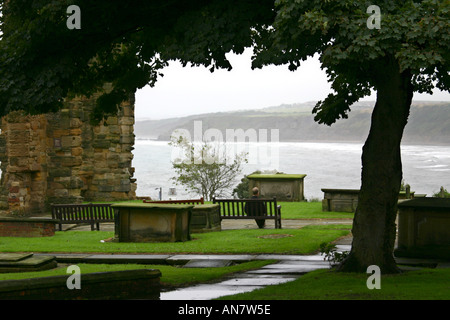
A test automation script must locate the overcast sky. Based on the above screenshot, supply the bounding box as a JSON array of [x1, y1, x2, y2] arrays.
[[135, 48, 449, 120]]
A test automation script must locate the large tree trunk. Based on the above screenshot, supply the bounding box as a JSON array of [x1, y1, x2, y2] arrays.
[[337, 60, 413, 274]]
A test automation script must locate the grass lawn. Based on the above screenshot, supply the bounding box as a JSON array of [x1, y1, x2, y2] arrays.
[[218, 268, 450, 300], [0, 224, 350, 255], [0, 260, 275, 288], [0, 222, 350, 294], [278, 201, 354, 219]]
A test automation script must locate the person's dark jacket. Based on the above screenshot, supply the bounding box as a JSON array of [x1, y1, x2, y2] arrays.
[[244, 195, 267, 216]]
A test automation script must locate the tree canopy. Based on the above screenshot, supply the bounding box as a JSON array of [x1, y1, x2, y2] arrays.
[[251, 0, 449, 125], [0, 0, 274, 120], [1, 1, 447, 123]]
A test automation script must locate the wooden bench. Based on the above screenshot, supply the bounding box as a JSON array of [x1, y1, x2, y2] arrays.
[[51, 203, 114, 231], [143, 197, 205, 205], [212, 197, 282, 229]]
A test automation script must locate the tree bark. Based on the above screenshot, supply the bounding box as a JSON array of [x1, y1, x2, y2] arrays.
[[336, 59, 413, 274]]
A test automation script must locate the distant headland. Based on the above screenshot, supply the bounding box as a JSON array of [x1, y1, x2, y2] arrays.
[[135, 101, 450, 145]]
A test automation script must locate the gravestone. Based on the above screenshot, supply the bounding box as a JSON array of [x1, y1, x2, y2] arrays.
[[247, 174, 306, 202], [321, 189, 360, 212], [113, 203, 193, 242], [190, 204, 221, 233], [396, 198, 450, 259], [322, 187, 418, 212]]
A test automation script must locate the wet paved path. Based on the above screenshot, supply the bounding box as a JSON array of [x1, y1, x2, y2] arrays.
[[160, 254, 338, 300], [159, 233, 353, 300], [57, 218, 353, 300]]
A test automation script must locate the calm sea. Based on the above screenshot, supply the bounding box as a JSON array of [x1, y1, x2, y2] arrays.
[[133, 140, 450, 201]]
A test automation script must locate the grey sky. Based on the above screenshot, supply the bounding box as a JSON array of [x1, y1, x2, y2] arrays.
[[135, 48, 450, 120]]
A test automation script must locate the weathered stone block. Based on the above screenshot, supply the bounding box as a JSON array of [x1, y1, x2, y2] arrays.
[[71, 147, 83, 156], [48, 182, 65, 190], [119, 116, 134, 126], [70, 118, 82, 128], [108, 125, 120, 134], [0, 217, 58, 237], [111, 191, 131, 200], [121, 105, 133, 117], [120, 134, 135, 144], [68, 189, 82, 198], [53, 189, 69, 197], [7, 144, 29, 157], [7, 123, 30, 131], [61, 136, 82, 148], [48, 167, 72, 178], [120, 125, 132, 134], [118, 161, 131, 168], [7, 166, 28, 173], [106, 116, 118, 125], [120, 179, 131, 185], [51, 129, 70, 137], [14, 157, 29, 168], [115, 184, 131, 193], [69, 108, 84, 119], [69, 128, 82, 136], [93, 140, 111, 149], [67, 156, 83, 167], [98, 185, 115, 192], [69, 177, 84, 189], [107, 154, 120, 162]]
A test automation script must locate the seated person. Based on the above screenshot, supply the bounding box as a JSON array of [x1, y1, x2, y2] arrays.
[[244, 187, 266, 229]]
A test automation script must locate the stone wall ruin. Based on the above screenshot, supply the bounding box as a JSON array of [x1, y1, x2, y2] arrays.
[[0, 92, 137, 215]]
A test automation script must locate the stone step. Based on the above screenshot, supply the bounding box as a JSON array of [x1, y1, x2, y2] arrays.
[[0, 254, 57, 273], [0, 253, 34, 262]]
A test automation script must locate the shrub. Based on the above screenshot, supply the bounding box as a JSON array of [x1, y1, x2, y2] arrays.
[[432, 187, 450, 198], [319, 242, 349, 266]]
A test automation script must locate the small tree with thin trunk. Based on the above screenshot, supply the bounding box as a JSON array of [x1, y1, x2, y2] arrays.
[[170, 135, 247, 201]]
